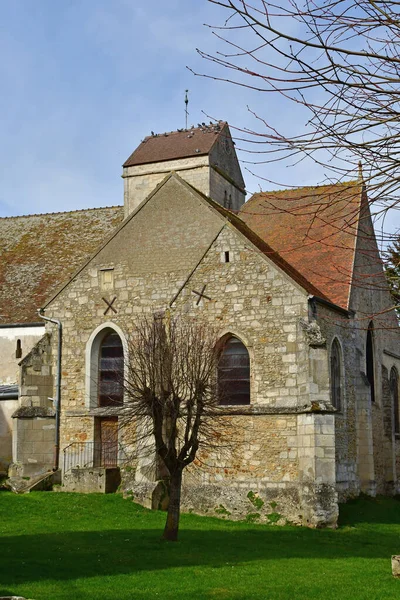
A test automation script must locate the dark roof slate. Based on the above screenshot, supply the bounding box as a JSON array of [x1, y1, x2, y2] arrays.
[[0, 206, 124, 324], [123, 122, 226, 167], [0, 384, 18, 399]]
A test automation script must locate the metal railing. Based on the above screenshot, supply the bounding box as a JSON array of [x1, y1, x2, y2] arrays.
[[63, 441, 123, 473]]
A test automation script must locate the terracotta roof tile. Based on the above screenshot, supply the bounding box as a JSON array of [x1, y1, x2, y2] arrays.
[[123, 122, 226, 167], [240, 182, 363, 309], [201, 195, 330, 300], [0, 206, 124, 324]]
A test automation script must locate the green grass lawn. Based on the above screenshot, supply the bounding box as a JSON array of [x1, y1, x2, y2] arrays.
[[1, 492, 400, 600]]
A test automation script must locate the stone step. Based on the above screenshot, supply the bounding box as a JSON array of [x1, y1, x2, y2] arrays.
[[6, 470, 61, 493]]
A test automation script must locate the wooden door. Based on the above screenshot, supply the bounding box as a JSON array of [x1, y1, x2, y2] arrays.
[[100, 417, 118, 467]]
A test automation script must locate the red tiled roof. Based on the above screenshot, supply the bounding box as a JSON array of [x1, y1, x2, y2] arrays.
[[0, 206, 124, 324], [123, 122, 227, 167], [200, 194, 330, 300], [240, 182, 363, 309]]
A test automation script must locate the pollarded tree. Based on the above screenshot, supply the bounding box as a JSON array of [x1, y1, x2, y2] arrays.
[[121, 314, 226, 542]]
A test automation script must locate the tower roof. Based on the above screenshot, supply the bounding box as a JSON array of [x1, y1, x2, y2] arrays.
[[123, 122, 228, 167]]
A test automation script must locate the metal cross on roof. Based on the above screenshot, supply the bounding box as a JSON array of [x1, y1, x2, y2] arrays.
[[192, 284, 211, 306]]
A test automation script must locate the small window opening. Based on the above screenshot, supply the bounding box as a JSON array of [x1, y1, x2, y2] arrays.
[[100, 268, 114, 290], [15, 339, 22, 359], [224, 251, 230, 263]]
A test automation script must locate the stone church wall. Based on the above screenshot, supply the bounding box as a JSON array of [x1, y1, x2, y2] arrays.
[[123, 156, 211, 216], [42, 178, 338, 525], [11, 333, 56, 476], [315, 303, 360, 500], [0, 398, 18, 474], [315, 191, 400, 501]]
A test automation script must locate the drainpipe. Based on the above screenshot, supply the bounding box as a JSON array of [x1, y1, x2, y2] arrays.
[[37, 308, 62, 471]]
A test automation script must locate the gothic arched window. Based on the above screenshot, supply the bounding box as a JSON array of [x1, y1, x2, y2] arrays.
[[330, 339, 342, 411], [390, 367, 399, 435], [218, 336, 250, 405], [98, 332, 124, 407], [366, 322, 375, 402]]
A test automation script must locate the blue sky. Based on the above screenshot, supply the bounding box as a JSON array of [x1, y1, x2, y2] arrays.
[[0, 0, 325, 218], [0, 0, 398, 243]]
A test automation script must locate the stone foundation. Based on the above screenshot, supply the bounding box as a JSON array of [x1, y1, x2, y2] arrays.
[[62, 467, 121, 493], [121, 474, 339, 527]]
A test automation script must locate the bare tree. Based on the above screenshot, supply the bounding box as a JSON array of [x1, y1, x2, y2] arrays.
[[384, 237, 400, 317], [196, 0, 400, 243], [120, 314, 224, 542]]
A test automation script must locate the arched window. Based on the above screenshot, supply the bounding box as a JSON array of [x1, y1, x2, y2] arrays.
[[330, 339, 342, 411], [390, 367, 399, 435], [218, 336, 250, 405], [98, 332, 124, 407], [366, 321, 375, 402]]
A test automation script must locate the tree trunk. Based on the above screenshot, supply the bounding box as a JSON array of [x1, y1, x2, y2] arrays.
[[162, 469, 182, 541]]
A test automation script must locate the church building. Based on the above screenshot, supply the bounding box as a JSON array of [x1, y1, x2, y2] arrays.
[[1, 121, 399, 526]]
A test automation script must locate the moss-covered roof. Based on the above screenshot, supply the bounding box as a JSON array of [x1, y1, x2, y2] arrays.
[[0, 206, 124, 324]]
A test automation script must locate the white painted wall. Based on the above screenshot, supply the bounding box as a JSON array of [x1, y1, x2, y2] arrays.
[[0, 325, 45, 385]]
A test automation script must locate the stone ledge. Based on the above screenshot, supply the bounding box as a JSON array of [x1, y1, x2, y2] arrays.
[[65, 404, 336, 417], [12, 406, 55, 419]]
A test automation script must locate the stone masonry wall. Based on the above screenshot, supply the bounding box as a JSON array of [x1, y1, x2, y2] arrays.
[[0, 398, 18, 473], [349, 193, 400, 496], [209, 167, 245, 212], [44, 175, 337, 525], [11, 333, 56, 475], [314, 188, 400, 500], [123, 157, 211, 216], [19, 334, 54, 409], [12, 415, 55, 476], [315, 303, 360, 500]]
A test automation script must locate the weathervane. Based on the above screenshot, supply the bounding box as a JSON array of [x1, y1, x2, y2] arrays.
[[185, 90, 189, 129]]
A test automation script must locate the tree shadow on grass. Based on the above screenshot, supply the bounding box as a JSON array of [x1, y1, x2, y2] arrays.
[[0, 522, 399, 589], [338, 495, 400, 526]]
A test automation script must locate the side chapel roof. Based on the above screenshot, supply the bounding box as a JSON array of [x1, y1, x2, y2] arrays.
[[0, 206, 124, 324], [123, 122, 227, 167], [240, 182, 364, 309], [189, 185, 330, 301]]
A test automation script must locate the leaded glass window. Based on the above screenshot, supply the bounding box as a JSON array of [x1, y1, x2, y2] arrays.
[[218, 336, 250, 405], [98, 332, 124, 407]]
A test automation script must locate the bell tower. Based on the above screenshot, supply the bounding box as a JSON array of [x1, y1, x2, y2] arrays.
[[122, 122, 246, 217]]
